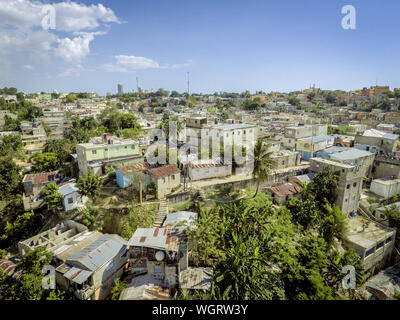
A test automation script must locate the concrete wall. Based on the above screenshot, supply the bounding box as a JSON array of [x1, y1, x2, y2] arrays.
[[355, 135, 398, 153], [63, 192, 87, 212], [154, 173, 181, 199], [189, 164, 232, 181], [371, 179, 400, 199]]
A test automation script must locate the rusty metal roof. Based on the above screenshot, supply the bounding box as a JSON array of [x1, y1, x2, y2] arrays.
[[147, 165, 180, 178], [128, 227, 183, 252], [64, 266, 93, 284], [118, 162, 150, 174], [0, 259, 22, 279], [268, 182, 303, 197], [22, 171, 60, 185]]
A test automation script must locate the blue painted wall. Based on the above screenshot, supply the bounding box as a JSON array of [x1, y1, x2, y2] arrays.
[[115, 169, 133, 188]]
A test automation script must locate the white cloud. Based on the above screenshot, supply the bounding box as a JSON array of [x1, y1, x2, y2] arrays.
[[115, 55, 160, 70], [23, 65, 33, 70], [0, 0, 120, 67], [55, 33, 95, 63], [103, 55, 192, 72]]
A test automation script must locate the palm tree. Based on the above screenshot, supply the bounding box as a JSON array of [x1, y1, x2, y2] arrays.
[[252, 139, 274, 197]]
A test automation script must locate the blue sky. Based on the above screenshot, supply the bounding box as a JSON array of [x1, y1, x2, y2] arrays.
[[0, 0, 399, 95]]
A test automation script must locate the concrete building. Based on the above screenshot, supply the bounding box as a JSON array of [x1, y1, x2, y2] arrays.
[[76, 133, 141, 175], [265, 181, 303, 205], [18, 220, 128, 300], [296, 135, 335, 160], [188, 158, 232, 181], [310, 158, 364, 214], [58, 182, 88, 212], [370, 177, 400, 199], [355, 129, 399, 153], [372, 155, 400, 179], [270, 150, 301, 170], [116, 163, 181, 199], [315, 146, 375, 178], [285, 124, 328, 140], [344, 215, 396, 271]]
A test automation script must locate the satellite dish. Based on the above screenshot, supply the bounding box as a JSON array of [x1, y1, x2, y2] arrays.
[[155, 251, 165, 261]]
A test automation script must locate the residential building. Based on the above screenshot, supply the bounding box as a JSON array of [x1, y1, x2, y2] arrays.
[[265, 181, 303, 205], [370, 177, 400, 199], [315, 146, 375, 178], [188, 158, 232, 181], [18, 220, 128, 300], [355, 129, 399, 153], [344, 215, 396, 271], [116, 164, 181, 199], [310, 158, 364, 214], [270, 150, 301, 170], [296, 135, 335, 160], [76, 133, 141, 175], [58, 183, 88, 212]]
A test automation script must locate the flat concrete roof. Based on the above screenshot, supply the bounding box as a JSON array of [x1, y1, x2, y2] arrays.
[[347, 215, 394, 249]]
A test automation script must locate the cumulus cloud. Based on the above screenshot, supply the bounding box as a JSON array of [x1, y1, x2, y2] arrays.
[[23, 65, 33, 70], [55, 33, 95, 63], [0, 0, 120, 66]]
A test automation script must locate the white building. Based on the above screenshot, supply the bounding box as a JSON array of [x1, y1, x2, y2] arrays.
[[58, 183, 88, 212]]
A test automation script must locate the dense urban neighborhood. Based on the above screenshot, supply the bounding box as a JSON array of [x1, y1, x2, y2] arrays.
[[0, 85, 400, 300]]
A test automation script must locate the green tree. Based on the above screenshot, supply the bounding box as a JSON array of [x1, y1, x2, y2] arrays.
[[110, 278, 127, 300], [32, 152, 59, 172], [251, 139, 274, 197], [76, 172, 102, 201], [0, 157, 22, 200], [41, 182, 63, 213]]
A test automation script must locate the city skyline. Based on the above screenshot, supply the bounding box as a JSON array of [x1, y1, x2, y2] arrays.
[[1, 0, 400, 95]]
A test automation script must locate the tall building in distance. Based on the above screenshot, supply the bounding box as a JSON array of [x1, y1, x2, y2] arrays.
[[117, 84, 124, 95]]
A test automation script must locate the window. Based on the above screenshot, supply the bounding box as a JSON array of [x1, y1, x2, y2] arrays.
[[124, 146, 127, 149], [249, 129, 252, 133], [131, 145, 135, 149], [162, 178, 166, 183], [226, 133, 229, 137], [68, 197, 73, 204], [216, 133, 219, 138], [346, 184, 350, 189], [105, 148, 108, 151], [172, 175, 175, 180], [353, 182, 357, 187], [377, 241, 384, 250], [345, 198, 348, 202], [380, 214, 385, 219], [92, 150, 97, 154], [365, 247, 375, 257], [385, 237, 393, 244]]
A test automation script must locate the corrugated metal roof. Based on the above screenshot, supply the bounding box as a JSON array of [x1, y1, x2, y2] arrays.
[[128, 227, 182, 252], [268, 182, 303, 197], [66, 234, 127, 271], [163, 211, 197, 227], [58, 183, 79, 196], [64, 266, 93, 284], [148, 165, 180, 178], [362, 129, 399, 140]]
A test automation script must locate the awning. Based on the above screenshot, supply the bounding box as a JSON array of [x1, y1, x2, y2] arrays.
[[64, 267, 93, 284]]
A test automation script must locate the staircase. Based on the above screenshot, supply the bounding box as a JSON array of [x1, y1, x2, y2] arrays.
[[153, 199, 168, 227]]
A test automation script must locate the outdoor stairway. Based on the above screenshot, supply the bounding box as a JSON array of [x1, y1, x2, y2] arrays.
[[153, 199, 168, 227]]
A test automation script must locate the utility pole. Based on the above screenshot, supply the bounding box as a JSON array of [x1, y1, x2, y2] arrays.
[[187, 72, 190, 96]]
